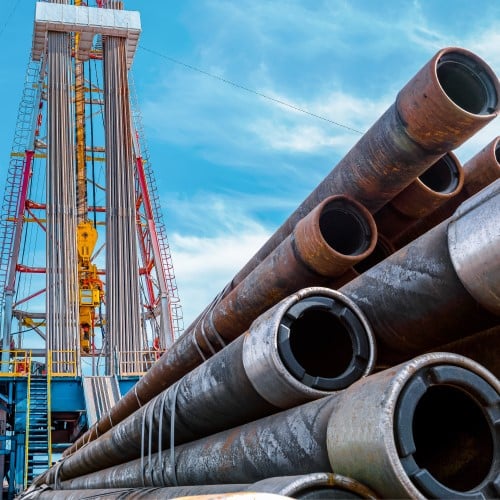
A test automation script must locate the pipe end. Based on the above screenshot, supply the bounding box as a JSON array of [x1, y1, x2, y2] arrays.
[[394, 364, 499, 498]]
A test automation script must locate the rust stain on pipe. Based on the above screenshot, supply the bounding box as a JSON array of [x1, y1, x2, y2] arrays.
[[376, 152, 464, 242], [63, 196, 376, 456]]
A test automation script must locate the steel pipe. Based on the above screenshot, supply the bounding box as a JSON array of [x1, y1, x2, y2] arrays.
[[447, 182, 500, 315], [42, 288, 375, 483], [103, 32, 143, 373], [340, 179, 500, 365], [375, 152, 464, 242], [64, 46, 499, 455], [230, 47, 499, 289], [23, 473, 378, 499], [429, 326, 500, 379], [46, 29, 80, 370], [326, 353, 500, 499], [395, 135, 500, 248], [249, 473, 378, 499], [64, 195, 376, 455], [57, 353, 499, 500]]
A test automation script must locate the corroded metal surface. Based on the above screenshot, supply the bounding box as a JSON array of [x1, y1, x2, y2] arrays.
[[60, 396, 338, 489], [231, 47, 499, 287], [341, 182, 500, 365], [55, 355, 499, 500], [64, 195, 376, 456], [43, 288, 374, 484], [326, 353, 500, 499], [447, 179, 500, 315], [376, 152, 464, 242], [63, 46, 500, 457], [431, 326, 500, 378], [395, 136, 500, 248], [23, 473, 378, 499]]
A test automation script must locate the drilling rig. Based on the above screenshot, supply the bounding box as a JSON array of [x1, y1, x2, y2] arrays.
[[0, 1, 183, 495], [0, 1, 499, 499]]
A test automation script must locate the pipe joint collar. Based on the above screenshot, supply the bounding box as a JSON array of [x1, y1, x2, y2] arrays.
[[242, 287, 375, 409], [448, 179, 500, 314]]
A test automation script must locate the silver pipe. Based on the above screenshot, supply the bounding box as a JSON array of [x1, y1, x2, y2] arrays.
[[41, 287, 375, 483], [46, 29, 79, 372], [23, 473, 377, 499], [447, 179, 500, 315], [103, 34, 142, 374], [58, 354, 499, 500]]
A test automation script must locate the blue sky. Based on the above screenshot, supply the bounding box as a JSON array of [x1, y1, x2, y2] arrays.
[[0, 0, 499, 328]]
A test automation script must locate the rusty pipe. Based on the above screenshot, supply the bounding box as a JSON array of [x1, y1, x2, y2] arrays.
[[198, 196, 376, 353], [340, 179, 500, 365], [64, 195, 376, 456], [64, 47, 499, 456], [58, 394, 348, 488], [179, 49, 500, 358], [326, 353, 500, 499], [57, 354, 499, 500], [230, 47, 499, 289], [395, 135, 500, 248], [26, 473, 378, 499], [249, 473, 378, 499], [428, 326, 500, 379], [43, 288, 375, 484], [375, 152, 464, 242]]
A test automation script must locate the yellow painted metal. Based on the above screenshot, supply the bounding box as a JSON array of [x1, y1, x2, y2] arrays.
[[49, 350, 78, 377], [47, 354, 52, 467], [23, 352, 32, 488], [77, 221, 98, 266], [118, 350, 159, 376], [0, 350, 30, 377], [77, 221, 103, 353], [22, 317, 45, 328]]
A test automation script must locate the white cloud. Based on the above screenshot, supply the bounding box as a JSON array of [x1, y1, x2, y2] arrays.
[[464, 26, 500, 74], [170, 222, 271, 328]]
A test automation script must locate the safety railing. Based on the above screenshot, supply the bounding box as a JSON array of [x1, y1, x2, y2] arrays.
[[23, 360, 32, 488], [0, 350, 31, 376], [118, 350, 160, 376], [48, 350, 78, 377], [47, 357, 52, 466]]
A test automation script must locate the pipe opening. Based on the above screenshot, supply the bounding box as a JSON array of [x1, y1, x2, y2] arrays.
[[320, 201, 372, 256], [495, 141, 500, 164], [418, 154, 460, 193], [353, 236, 394, 274], [437, 52, 498, 115], [395, 365, 499, 498], [289, 309, 352, 378], [413, 385, 492, 491], [278, 296, 371, 391]]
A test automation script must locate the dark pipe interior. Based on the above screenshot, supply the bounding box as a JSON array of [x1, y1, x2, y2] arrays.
[[412, 385, 493, 491], [353, 236, 393, 274], [320, 201, 372, 256], [297, 487, 362, 499], [437, 52, 498, 115], [288, 309, 353, 378], [495, 141, 500, 164], [419, 155, 460, 193]]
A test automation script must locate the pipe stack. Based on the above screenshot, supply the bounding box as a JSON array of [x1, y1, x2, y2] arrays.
[[46, 23, 80, 372], [30, 43, 500, 500], [103, 16, 143, 373]]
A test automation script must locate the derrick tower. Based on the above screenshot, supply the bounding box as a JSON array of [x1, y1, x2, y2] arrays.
[[0, 0, 182, 375], [0, 1, 183, 493]]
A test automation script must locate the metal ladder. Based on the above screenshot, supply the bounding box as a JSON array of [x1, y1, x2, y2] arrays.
[[129, 75, 184, 339], [0, 60, 41, 312], [25, 374, 51, 485]]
